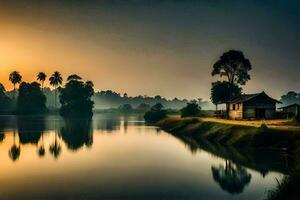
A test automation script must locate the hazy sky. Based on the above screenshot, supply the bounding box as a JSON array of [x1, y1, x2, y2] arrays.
[[0, 0, 299, 100]]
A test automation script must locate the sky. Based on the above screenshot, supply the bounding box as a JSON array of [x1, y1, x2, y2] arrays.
[[0, 0, 299, 100]]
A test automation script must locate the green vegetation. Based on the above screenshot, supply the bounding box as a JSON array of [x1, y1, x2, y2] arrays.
[[158, 117, 300, 149], [144, 103, 167, 123], [59, 75, 94, 118], [180, 100, 202, 117], [9, 71, 22, 99]]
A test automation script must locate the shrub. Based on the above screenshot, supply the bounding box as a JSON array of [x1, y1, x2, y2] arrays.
[[180, 100, 201, 117], [144, 103, 167, 123]]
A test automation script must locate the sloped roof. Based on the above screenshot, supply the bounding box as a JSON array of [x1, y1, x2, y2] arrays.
[[227, 92, 281, 104], [278, 103, 300, 109]]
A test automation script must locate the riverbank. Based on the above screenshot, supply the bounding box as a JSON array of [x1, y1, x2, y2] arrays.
[[158, 117, 300, 151]]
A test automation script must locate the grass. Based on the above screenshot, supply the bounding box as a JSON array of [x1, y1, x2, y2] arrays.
[[158, 117, 300, 150], [267, 167, 300, 200]]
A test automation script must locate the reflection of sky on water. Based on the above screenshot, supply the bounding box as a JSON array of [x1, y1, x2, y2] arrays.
[[0, 114, 284, 200]]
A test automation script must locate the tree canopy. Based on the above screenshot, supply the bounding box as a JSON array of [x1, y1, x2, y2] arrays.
[[211, 81, 242, 105], [59, 75, 94, 118], [144, 103, 167, 123], [17, 82, 47, 114], [212, 50, 252, 86], [180, 100, 202, 117]]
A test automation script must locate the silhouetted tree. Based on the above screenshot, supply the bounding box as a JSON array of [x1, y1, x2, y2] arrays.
[[9, 71, 22, 99], [49, 71, 63, 108], [17, 82, 46, 114], [37, 72, 47, 90], [212, 50, 252, 86], [59, 75, 94, 118], [0, 83, 13, 112], [280, 91, 300, 107], [144, 103, 167, 123], [180, 100, 202, 117], [211, 81, 242, 110]]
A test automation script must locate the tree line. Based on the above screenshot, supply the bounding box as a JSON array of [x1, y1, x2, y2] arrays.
[[1, 71, 94, 118]]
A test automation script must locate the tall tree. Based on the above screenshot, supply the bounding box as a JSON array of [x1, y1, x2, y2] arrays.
[[211, 81, 242, 110], [49, 71, 63, 108], [9, 71, 22, 99], [37, 72, 47, 90], [212, 50, 252, 86]]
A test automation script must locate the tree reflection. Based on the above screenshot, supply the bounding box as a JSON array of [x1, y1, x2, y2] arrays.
[[49, 133, 61, 159], [211, 160, 251, 194], [60, 119, 93, 150], [17, 116, 45, 145], [37, 133, 46, 157], [9, 131, 21, 161]]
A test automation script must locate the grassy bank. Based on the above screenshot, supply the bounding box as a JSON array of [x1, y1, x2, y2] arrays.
[[158, 117, 300, 150]]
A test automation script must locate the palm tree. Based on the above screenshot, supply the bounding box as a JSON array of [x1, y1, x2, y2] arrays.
[[9, 71, 22, 99], [49, 71, 63, 108], [37, 72, 47, 91]]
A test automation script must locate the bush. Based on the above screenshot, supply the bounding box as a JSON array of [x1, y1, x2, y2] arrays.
[[144, 103, 167, 123], [180, 100, 201, 117]]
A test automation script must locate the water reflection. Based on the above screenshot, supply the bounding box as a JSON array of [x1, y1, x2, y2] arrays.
[[0, 114, 285, 200], [59, 119, 93, 150], [212, 160, 251, 194]]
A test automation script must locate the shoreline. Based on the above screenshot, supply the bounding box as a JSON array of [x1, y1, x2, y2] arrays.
[[157, 117, 300, 151]]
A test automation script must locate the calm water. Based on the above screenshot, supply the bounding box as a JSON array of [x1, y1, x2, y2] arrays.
[[0, 114, 287, 200]]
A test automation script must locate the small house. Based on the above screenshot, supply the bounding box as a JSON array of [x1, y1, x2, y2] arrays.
[[226, 92, 281, 120], [279, 103, 300, 117]]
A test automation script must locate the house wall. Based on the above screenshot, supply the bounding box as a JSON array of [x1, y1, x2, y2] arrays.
[[282, 106, 299, 115], [243, 97, 276, 119], [227, 94, 278, 120], [228, 103, 243, 120]]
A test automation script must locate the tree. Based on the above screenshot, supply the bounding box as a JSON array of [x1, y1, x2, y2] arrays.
[[211, 81, 242, 110], [144, 103, 167, 123], [9, 71, 22, 99], [8, 131, 21, 162], [0, 83, 13, 112], [59, 74, 94, 118], [212, 50, 252, 86], [180, 100, 202, 117], [49, 71, 63, 108], [280, 91, 300, 106], [136, 103, 151, 112], [37, 72, 47, 90], [17, 82, 47, 114]]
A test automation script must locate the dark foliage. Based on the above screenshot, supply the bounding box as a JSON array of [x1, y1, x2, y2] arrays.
[[211, 81, 242, 105], [144, 103, 167, 123], [212, 50, 252, 86], [59, 75, 94, 118], [0, 83, 13, 112], [17, 82, 46, 114], [280, 91, 300, 107], [180, 100, 202, 117]]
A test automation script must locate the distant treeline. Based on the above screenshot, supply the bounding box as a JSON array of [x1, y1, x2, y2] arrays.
[[93, 90, 213, 110], [280, 91, 300, 107]]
